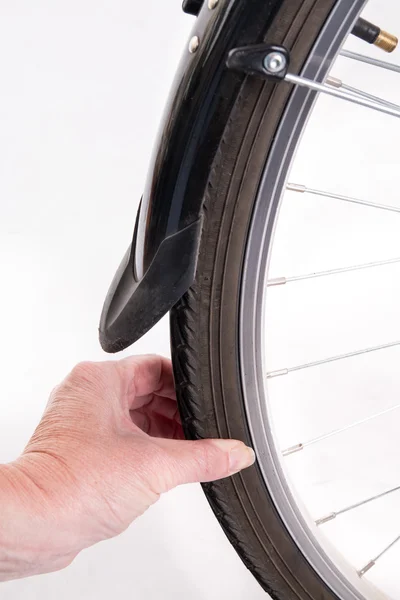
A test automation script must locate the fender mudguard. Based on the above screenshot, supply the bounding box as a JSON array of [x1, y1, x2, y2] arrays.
[[99, 0, 282, 353]]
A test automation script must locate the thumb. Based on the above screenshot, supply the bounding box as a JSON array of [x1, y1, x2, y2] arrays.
[[156, 438, 256, 489]]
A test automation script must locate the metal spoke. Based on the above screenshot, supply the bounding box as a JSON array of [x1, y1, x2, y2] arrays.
[[326, 76, 400, 110], [287, 182, 400, 214], [267, 257, 400, 287], [358, 536, 400, 577], [316, 485, 400, 526], [282, 403, 400, 456], [267, 340, 400, 379], [284, 72, 400, 118], [341, 49, 400, 74]]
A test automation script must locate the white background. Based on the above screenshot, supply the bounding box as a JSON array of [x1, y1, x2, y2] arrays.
[[0, 0, 400, 599]]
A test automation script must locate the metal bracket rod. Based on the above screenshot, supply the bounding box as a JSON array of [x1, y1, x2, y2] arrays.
[[227, 44, 400, 119]]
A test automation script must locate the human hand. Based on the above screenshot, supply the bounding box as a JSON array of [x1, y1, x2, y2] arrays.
[[0, 355, 255, 581]]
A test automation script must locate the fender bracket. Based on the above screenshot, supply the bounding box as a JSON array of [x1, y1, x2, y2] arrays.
[[226, 43, 290, 80]]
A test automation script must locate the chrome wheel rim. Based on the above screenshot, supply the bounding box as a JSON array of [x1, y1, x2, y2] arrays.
[[238, 0, 393, 598]]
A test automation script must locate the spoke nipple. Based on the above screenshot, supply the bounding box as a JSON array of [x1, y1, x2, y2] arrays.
[[374, 30, 398, 53], [267, 368, 289, 379], [358, 560, 376, 577], [316, 512, 337, 526], [287, 183, 306, 193], [267, 277, 287, 287], [282, 443, 303, 457], [326, 76, 342, 88]]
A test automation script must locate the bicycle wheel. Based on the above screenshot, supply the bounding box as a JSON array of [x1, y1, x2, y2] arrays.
[[171, 0, 400, 598]]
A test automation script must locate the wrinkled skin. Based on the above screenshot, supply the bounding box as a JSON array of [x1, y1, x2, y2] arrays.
[[0, 355, 255, 581]]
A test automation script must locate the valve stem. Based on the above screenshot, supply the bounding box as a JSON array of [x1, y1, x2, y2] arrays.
[[374, 30, 398, 53], [352, 17, 398, 53]]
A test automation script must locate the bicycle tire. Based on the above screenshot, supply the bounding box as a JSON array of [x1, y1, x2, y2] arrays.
[[170, 0, 359, 598]]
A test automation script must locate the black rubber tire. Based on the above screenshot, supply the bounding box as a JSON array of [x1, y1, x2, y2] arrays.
[[170, 1, 344, 598]]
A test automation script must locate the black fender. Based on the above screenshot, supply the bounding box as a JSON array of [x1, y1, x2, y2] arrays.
[[99, 0, 282, 353]]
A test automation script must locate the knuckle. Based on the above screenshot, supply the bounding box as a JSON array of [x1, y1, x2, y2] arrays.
[[70, 360, 97, 378], [68, 361, 100, 386], [49, 552, 78, 573], [193, 442, 228, 480], [153, 445, 183, 491], [58, 361, 106, 400]]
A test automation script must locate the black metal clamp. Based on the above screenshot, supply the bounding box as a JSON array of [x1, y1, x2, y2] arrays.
[[226, 43, 290, 80]]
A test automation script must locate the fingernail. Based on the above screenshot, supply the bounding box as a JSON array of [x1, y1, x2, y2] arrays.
[[229, 444, 256, 475]]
